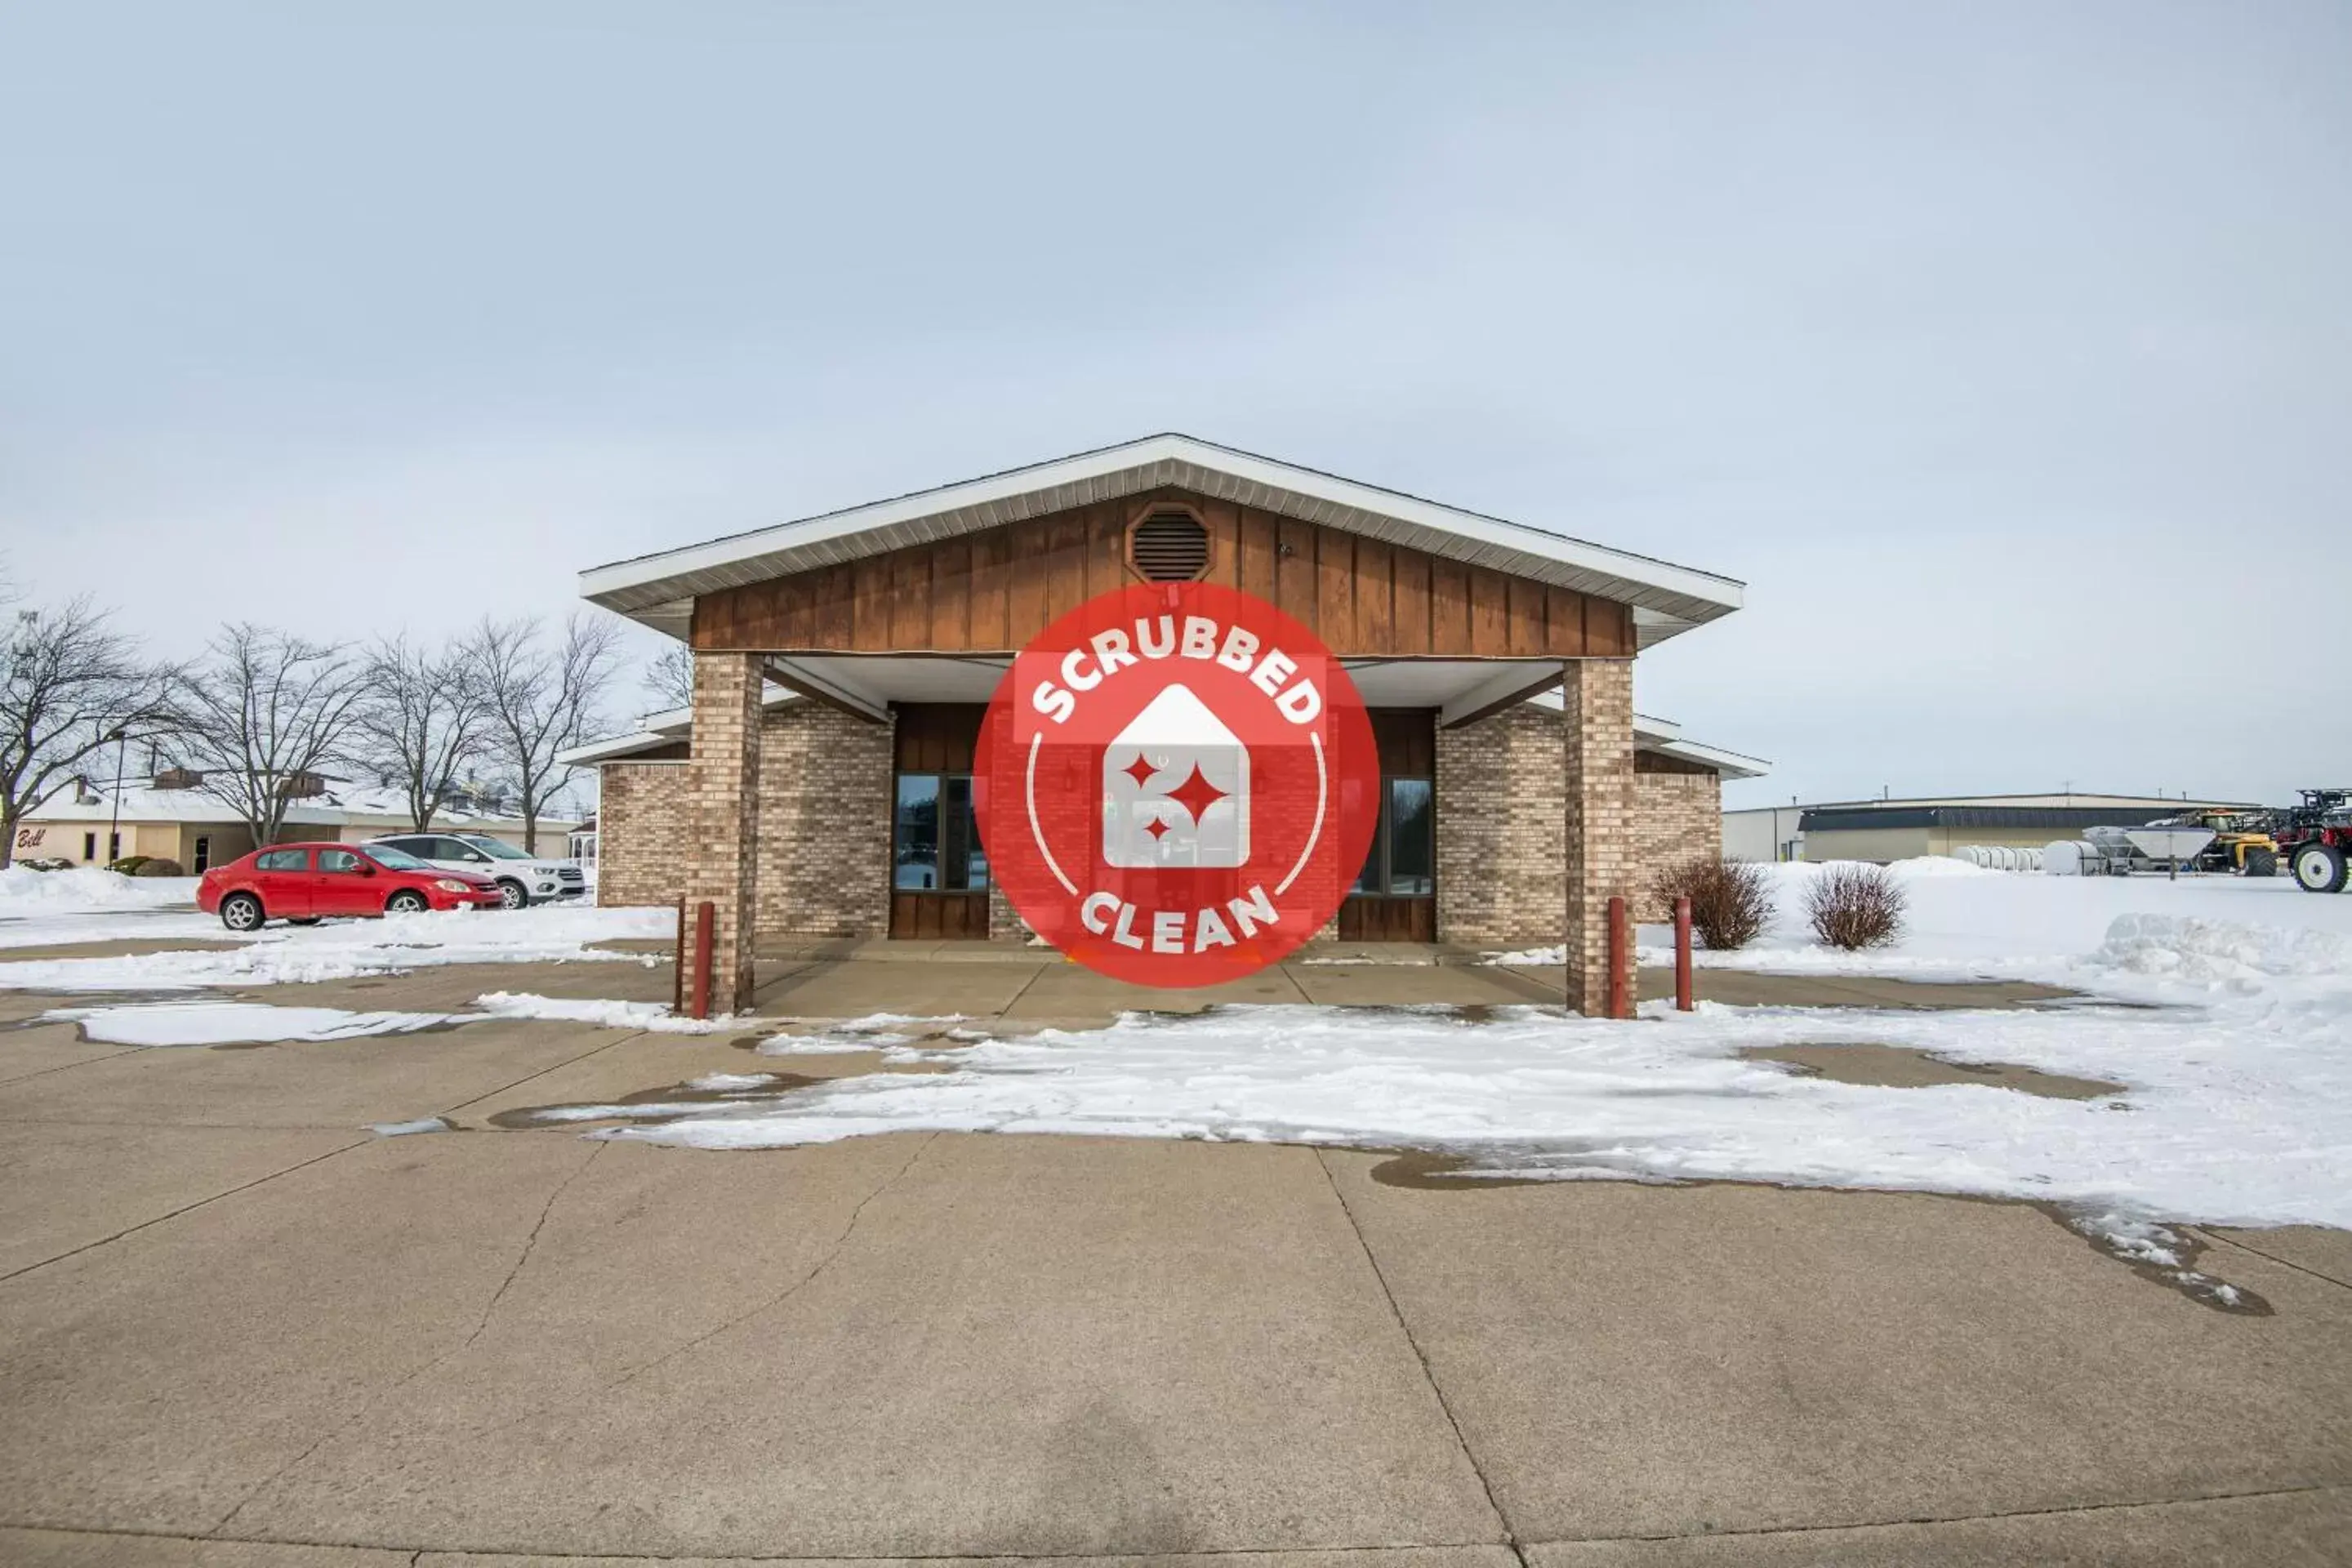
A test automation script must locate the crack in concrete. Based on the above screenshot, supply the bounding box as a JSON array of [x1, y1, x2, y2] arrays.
[[17, 1480, 2344, 1560], [0, 1135, 373, 1285], [469, 1129, 942, 1443], [1313, 1147, 1521, 1562], [203, 1139, 608, 1539], [2191, 1226, 2352, 1294]]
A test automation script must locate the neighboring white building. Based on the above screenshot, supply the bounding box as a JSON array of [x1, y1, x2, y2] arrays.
[[14, 773, 586, 873]]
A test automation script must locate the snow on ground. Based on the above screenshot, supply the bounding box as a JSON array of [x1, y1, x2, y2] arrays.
[[0, 867, 201, 947], [1489, 858, 2352, 987], [0, 866, 199, 912], [472, 991, 736, 1034], [0, 902, 674, 991], [561, 892, 2352, 1230], [46, 1000, 460, 1045]]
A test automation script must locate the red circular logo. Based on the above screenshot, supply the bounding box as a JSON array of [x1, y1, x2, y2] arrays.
[[976, 583, 1379, 987]]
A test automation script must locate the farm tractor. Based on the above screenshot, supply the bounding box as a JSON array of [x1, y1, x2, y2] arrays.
[[2274, 789, 2352, 893], [2154, 807, 2282, 877]]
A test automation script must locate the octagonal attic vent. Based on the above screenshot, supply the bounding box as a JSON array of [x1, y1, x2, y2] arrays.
[[1127, 506, 1211, 582]]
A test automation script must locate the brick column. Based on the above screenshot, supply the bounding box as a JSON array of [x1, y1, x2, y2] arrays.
[[1562, 658, 1635, 1016], [683, 651, 763, 1014]]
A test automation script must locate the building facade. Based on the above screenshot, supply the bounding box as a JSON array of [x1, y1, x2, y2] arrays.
[[570, 435, 1761, 1013]]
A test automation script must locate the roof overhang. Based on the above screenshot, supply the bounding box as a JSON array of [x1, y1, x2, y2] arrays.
[[580, 434, 1744, 649]]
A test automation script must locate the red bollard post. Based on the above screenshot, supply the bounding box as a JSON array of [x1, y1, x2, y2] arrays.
[[1606, 894, 1631, 1020], [1674, 894, 1695, 1012], [688, 900, 715, 1020]]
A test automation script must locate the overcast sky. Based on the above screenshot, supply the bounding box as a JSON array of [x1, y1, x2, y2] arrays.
[[3, 2, 2346, 808]]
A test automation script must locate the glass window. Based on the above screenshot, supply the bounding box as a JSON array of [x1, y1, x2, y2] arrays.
[[320, 849, 363, 873], [456, 834, 532, 861], [256, 849, 310, 871], [1388, 778, 1434, 895], [894, 774, 986, 892], [366, 844, 429, 871], [1352, 776, 1436, 897], [193, 835, 211, 873], [894, 775, 941, 889]]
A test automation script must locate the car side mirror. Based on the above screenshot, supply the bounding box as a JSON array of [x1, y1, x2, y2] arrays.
[[359, 862, 377, 875]]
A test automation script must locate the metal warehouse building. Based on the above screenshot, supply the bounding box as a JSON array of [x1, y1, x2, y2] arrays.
[[1726, 792, 2255, 864]]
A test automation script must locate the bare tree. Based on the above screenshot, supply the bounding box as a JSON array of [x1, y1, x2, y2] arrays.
[[466, 613, 622, 853], [644, 642, 695, 712], [176, 626, 372, 849], [353, 635, 488, 831], [0, 591, 178, 869]]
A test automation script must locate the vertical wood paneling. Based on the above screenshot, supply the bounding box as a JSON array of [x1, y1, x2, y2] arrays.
[[1468, 568, 1511, 657], [1428, 559, 1471, 652], [925, 540, 971, 650], [1392, 550, 1430, 656], [1236, 508, 1278, 604], [969, 528, 1010, 649], [852, 556, 891, 648], [888, 550, 929, 648], [1316, 528, 1353, 640], [1547, 585, 1588, 657], [1506, 577, 1545, 657], [693, 492, 1654, 660], [1275, 517, 1319, 629], [1043, 510, 1089, 625], [1085, 505, 1125, 599], [1006, 519, 1049, 642], [1353, 539, 1393, 653]]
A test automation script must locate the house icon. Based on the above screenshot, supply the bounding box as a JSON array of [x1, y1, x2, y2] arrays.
[[1102, 684, 1250, 869]]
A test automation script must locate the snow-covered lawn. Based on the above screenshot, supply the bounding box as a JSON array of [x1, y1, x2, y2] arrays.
[[536, 865, 2352, 1232], [0, 902, 675, 991]]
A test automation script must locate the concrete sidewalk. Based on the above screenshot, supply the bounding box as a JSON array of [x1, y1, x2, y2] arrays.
[[0, 965, 2346, 1565]]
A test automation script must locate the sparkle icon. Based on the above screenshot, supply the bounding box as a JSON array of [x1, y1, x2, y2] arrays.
[[1100, 683, 1250, 869]]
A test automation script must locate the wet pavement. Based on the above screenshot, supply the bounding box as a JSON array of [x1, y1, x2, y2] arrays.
[[0, 940, 2346, 1563]]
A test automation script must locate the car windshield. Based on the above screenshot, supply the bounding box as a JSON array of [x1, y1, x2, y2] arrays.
[[365, 845, 429, 871], [457, 835, 532, 861]]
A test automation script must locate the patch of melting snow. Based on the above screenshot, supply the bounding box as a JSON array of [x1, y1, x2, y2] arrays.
[[2065, 1209, 2268, 1314], [46, 1001, 461, 1047], [369, 1116, 452, 1137]]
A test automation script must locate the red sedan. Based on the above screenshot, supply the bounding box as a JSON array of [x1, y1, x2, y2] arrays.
[[198, 841, 504, 930]]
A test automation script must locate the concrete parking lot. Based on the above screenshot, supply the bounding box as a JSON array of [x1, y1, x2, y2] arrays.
[[0, 956, 2346, 1566]]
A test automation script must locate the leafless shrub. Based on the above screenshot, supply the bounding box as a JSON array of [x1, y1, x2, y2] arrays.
[[1650, 858, 1775, 950], [1805, 863, 1907, 950]]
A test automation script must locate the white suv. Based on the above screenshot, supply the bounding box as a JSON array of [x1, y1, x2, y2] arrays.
[[365, 832, 586, 909]]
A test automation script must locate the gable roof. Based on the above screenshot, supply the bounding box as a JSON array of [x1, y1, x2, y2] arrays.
[[580, 433, 1744, 648]]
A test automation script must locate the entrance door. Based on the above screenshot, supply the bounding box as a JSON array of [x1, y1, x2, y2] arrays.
[[889, 703, 991, 938], [1339, 710, 1437, 942]]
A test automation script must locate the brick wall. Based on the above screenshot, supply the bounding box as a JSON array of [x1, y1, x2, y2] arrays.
[[755, 702, 893, 939], [595, 762, 689, 908], [1561, 660, 1637, 1016], [1633, 755, 1722, 920], [1435, 702, 1566, 949], [1434, 694, 1722, 950], [682, 652, 765, 1012]]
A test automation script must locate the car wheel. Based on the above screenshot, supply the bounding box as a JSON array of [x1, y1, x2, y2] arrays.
[[2292, 843, 2348, 893], [496, 879, 528, 910], [220, 893, 265, 932], [385, 889, 430, 915]]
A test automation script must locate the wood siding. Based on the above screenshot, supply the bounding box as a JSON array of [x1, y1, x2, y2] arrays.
[[691, 490, 1636, 659]]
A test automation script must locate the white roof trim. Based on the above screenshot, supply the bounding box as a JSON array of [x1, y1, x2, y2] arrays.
[[581, 434, 1743, 646]]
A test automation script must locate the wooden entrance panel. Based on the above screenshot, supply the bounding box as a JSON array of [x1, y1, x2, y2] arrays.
[[889, 703, 991, 940], [1338, 896, 1437, 942], [1339, 709, 1437, 943]]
